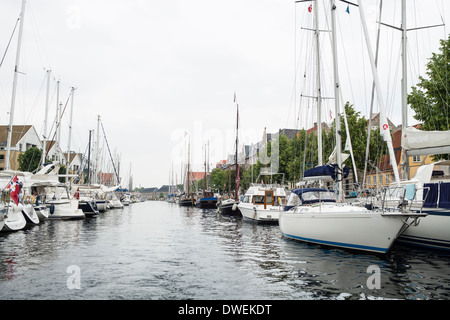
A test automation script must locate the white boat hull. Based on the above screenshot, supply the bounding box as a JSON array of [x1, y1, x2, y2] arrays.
[[2, 205, 27, 231], [279, 204, 415, 254], [96, 200, 108, 212], [22, 204, 40, 225], [47, 199, 85, 220], [238, 203, 280, 223], [34, 205, 49, 221], [398, 209, 450, 250], [108, 200, 124, 209]]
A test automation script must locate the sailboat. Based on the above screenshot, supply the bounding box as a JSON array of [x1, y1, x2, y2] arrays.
[[179, 140, 196, 207], [279, 0, 426, 254], [218, 94, 241, 215], [383, 0, 450, 251]]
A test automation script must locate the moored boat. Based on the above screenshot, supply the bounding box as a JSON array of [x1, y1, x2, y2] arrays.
[[280, 187, 427, 254], [238, 184, 286, 223]]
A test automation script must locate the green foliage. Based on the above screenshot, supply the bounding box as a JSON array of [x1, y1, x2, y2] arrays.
[[18, 147, 42, 172], [408, 35, 450, 160]]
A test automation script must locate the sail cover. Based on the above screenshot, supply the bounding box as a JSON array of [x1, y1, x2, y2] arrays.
[[402, 126, 450, 154], [304, 164, 349, 181]]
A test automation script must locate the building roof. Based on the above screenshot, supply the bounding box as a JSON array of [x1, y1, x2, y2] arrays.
[[189, 172, 206, 181], [0, 125, 33, 147]]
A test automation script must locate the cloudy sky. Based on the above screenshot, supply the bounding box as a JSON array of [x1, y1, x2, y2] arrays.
[[0, 0, 448, 188]]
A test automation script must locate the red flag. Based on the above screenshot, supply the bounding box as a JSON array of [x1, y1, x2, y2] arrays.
[[74, 187, 80, 200], [308, 4, 312, 12], [7, 175, 19, 205]]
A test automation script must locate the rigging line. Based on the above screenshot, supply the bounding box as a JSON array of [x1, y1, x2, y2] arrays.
[[44, 93, 71, 160], [0, 16, 20, 70], [100, 120, 120, 186]]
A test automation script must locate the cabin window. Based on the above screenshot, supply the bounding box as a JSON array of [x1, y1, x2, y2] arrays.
[[253, 195, 265, 204], [242, 195, 250, 203]]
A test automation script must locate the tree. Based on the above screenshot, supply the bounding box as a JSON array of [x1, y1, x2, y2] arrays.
[[18, 147, 42, 172], [408, 35, 450, 159]]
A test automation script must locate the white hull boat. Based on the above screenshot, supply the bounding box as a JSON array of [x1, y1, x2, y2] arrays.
[[21, 204, 40, 226], [1, 204, 27, 232], [47, 199, 85, 220], [34, 204, 49, 221], [280, 188, 427, 254], [238, 184, 286, 223]]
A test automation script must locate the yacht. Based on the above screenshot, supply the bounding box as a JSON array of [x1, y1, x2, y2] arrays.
[[238, 184, 286, 223]]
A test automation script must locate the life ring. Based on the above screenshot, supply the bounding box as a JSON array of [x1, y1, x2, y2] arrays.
[[24, 195, 35, 204]]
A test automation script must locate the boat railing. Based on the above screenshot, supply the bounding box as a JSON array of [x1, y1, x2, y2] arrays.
[[380, 185, 430, 213]]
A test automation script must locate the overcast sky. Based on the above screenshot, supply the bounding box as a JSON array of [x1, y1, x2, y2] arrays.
[[0, 0, 448, 188]]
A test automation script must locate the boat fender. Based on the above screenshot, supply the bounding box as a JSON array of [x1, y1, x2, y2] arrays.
[[50, 204, 55, 215], [232, 203, 237, 211]]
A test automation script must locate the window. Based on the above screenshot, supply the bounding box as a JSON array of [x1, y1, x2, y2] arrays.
[[367, 176, 371, 186], [413, 155, 421, 162], [385, 174, 390, 184], [253, 195, 265, 204]]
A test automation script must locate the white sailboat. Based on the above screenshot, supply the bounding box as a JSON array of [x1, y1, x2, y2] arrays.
[[279, 0, 426, 254], [371, 0, 450, 251]]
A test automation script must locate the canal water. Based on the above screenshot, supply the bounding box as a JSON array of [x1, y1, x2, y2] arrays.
[[0, 200, 449, 300]]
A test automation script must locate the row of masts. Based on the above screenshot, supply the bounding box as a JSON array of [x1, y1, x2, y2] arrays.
[[4, 0, 122, 188]]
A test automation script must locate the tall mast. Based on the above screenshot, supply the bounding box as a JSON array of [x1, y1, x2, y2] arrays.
[[357, 0, 400, 184], [330, 0, 343, 200], [401, 0, 409, 180], [56, 80, 61, 162], [235, 102, 240, 201], [5, 0, 26, 170], [96, 115, 101, 183], [66, 87, 75, 186], [315, 0, 323, 167], [41, 69, 51, 167]]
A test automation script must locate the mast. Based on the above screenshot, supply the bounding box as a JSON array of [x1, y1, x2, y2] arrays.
[[187, 140, 190, 198], [87, 130, 92, 184], [315, 0, 323, 167], [66, 87, 75, 186], [401, 0, 409, 180], [235, 102, 240, 201], [330, 0, 343, 201], [357, 0, 400, 184], [96, 115, 100, 183], [41, 69, 51, 168], [5, 0, 26, 170], [56, 80, 61, 162]]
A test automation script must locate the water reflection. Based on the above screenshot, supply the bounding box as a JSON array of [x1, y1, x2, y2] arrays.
[[0, 201, 449, 300]]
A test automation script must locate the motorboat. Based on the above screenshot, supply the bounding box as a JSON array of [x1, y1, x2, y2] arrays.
[[217, 198, 241, 215], [0, 202, 26, 232], [237, 184, 286, 223]]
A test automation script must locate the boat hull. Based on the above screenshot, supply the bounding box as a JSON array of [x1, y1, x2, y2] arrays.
[[79, 200, 99, 217], [95, 200, 107, 212], [2, 205, 27, 231], [46, 200, 85, 220], [238, 203, 280, 223], [397, 209, 450, 251], [179, 198, 195, 207], [22, 205, 40, 226], [34, 205, 49, 221], [218, 200, 241, 215], [279, 205, 412, 254], [197, 197, 218, 209]]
